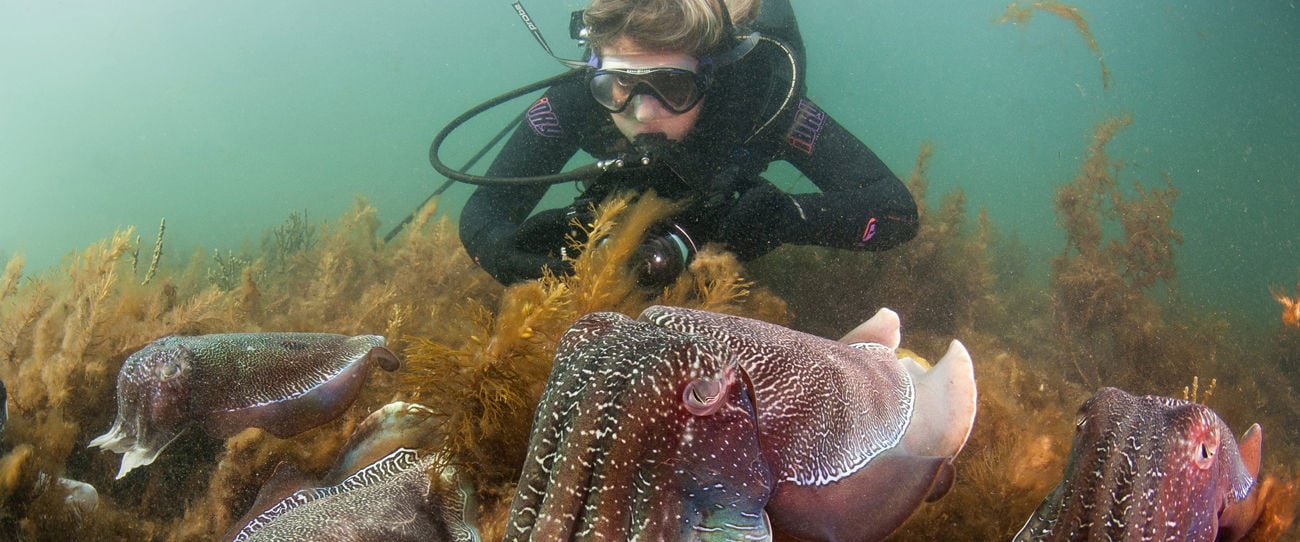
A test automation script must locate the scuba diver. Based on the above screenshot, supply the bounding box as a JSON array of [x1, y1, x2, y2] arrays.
[[455, 0, 918, 287]]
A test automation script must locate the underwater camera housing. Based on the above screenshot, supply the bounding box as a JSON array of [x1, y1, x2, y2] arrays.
[[563, 180, 699, 289], [600, 133, 699, 289], [563, 202, 698, 290], [633, 223, 697, 289]]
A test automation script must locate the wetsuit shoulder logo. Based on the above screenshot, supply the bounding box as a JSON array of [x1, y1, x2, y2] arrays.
[[527, 96, 564, 138], [786, 98, 827, 155], [859, 217, 878, 245]]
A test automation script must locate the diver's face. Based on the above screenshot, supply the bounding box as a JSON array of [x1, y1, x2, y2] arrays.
[[599, 37, 703, 143]]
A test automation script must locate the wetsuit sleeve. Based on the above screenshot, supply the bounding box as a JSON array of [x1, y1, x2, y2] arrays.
[[458, 90, 582, 284], [774, 98, 919, 251]]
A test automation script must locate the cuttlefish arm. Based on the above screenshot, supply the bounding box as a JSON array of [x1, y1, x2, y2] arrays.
[[844, 309, 977, 462], [1015, 387, 1264, 542], [506, 312, 772, 541], [640, 306, 976, 542]]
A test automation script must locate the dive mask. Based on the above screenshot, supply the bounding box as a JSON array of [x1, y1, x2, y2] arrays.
[[589, 67, 710, 115]]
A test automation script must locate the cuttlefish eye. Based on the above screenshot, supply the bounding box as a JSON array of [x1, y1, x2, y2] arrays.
[[1192, 432, 1220, 470], [156, 357, 187, 380], [683, 377, 726, 416]]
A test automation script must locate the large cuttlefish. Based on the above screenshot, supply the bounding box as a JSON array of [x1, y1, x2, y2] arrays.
[[642, 306, 977, 541], [508, 307, 976, 542], [90, 333, 400, 479], [1015, 387, 1264, 542]]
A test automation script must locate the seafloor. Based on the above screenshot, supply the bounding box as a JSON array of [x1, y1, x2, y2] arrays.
[[1, 116, 1296, 540]]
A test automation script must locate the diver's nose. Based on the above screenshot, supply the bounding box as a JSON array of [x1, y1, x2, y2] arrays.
[[631, 94, 667, 122]]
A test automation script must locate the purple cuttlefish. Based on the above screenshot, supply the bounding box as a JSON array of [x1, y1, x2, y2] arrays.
[[90, 332, 399, 479], [507, 307, 976, 542], [1015, 387, 1264, 542]]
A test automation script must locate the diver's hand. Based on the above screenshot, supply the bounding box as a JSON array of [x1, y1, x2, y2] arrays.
[[470, 212, 574, 284], [717, 183, 805, 260], [517, 208, 577, 248], [473, 235, 571, 285]]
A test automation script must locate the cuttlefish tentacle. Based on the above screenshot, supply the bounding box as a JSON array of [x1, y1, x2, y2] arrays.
[[90, 332, 400, 479], [1015, 387, 1264, 542], [640, 306, 976, 542], [506, 312, 772, 541]]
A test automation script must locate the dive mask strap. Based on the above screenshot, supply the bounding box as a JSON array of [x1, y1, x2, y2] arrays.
[[709, 32, 761, 68], [511, 1, 590, 69]]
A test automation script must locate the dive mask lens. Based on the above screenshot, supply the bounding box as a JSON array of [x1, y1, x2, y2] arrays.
[[589, 68, 705, 114]]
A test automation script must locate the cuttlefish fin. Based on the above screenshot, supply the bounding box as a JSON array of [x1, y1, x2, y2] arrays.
[[1219, 423, 1265, 542], [839, 308, 901, 349], [901, 340, 977, 460]]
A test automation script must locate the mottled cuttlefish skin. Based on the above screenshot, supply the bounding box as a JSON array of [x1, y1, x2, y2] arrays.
[[224, 402, 479, 542], [90, 332, 400, 479], [1015, 387, 1264, 542], [227, 448, 461, 542], [640, 306, 977, 542], [506, 312, 773, 541]]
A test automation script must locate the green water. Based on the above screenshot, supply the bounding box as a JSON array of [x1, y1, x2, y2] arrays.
[[2, 1, 1296, 330]]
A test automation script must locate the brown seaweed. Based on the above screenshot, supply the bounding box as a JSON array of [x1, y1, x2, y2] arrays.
[[1000, 0, 1113, 91], [1, 149, 1296, 540], [1049, 115, 1188, 386], [1271, 283, 1300, 328]]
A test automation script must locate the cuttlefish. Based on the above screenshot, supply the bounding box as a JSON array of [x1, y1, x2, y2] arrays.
[[641, 306, 977, 542], [224, 402, 479, 542], [506, 312, 773, 541], [90, 333, 400, 479], [1015, 387, 1264, 542]]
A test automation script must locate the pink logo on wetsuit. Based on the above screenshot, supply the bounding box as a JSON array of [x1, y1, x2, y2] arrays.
[[527, 97, 564, 138], [859, 217, 877, 245], [786, 98, 827, 155]]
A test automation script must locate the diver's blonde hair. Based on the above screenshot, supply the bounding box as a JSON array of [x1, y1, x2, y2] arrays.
[[584, 0, 759, 56]]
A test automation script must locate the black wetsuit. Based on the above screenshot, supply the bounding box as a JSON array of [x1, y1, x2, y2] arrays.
[[459, 14, 918, 285]]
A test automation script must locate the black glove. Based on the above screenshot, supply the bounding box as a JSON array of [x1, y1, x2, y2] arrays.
[[716, 183, 806, 260], [516, 208, 579, 251], [470, 209, 575, 285], [475, 237, 570, 285]]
